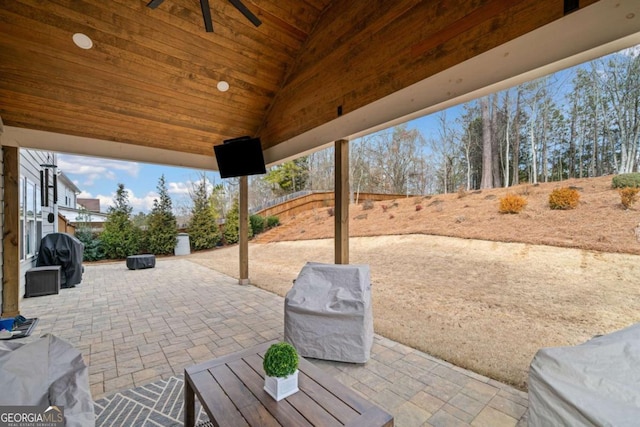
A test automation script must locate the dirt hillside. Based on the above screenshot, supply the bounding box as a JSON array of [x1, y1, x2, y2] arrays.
[[255, 176, 640, 254]]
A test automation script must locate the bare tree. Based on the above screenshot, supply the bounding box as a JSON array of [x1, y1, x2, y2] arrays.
[[480, 96, 494, 188]]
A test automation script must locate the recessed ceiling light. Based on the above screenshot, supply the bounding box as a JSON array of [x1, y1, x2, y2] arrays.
[[72, 33, 93, 50], [217, 81, 230, 92]]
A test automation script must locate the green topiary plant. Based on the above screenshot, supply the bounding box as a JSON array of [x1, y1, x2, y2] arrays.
[[263, 342, 298, 378], [612, 173, 640, 189], [549, 187, 580, 210], [499, 193, 527, 214]]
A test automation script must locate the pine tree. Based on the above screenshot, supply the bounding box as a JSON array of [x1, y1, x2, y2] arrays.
[[147, 175, 177, 255], [223, 198, 253, 244], [100, 183, 141, 259], [188, 176, 221, 250]]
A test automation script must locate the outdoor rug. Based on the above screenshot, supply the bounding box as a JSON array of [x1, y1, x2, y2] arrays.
[[93, 375, 210, 427]]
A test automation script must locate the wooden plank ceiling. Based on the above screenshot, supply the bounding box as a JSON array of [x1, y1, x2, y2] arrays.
[[0, 0, 604, 163]]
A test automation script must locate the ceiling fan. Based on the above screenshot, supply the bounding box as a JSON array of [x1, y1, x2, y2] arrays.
[[147, 0, 262, 33]]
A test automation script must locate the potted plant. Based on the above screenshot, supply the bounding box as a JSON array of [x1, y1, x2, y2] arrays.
[[263, 341, 299, 401]]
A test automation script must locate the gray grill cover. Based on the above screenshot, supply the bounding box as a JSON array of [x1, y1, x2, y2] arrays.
[[529, 323, 640, 427], [0, 334, 95, 427], [284, 262, 373, 363]]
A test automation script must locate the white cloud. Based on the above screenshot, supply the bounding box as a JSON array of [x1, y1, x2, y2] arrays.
[[168, 178, 218, 197], [57, 155, 141, 187], [93, 188, 159, 213], [127, 190, 158, 213], [77, 190, 93, 198], [168, 181, 190, 195]]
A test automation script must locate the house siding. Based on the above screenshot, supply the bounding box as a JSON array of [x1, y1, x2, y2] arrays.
[[18, 149, 57, 300]]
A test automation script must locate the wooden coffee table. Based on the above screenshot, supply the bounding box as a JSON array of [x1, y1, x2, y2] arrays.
[[184, 341, 394, 426]]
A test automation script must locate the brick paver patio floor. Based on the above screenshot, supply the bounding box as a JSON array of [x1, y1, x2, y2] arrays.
[[20, 258, 528, 426]]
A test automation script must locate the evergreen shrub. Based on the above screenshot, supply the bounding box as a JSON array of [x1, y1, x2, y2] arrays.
[[75, 230, 106, 261], [223, 200, 253, 244], [266, 216, 280, 228], [250, 214, 266, 234], [612, 173, 640, 189]]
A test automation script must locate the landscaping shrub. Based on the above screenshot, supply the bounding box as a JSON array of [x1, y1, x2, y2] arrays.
[[612, 173, 640, 189], [619, 187, 640, 209], [250, 214, 266, 234], [75, 230, 106, 261], [498, 193, 527, 214], [457, 186, 467, 199], [549, 187, 580, 210], [223, 199, 253, 245], [415, 205, 423, 211], [266, 216, 280, 228], [146, 175, 178, 255], [188, 176, 221, 251], [101, 183, 141, 259]]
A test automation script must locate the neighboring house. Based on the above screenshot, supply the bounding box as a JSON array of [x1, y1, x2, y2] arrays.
[[59, 195, 109, 233], [57, 171, 80, 211], [74, 198, 109, 232], [77, 198, 100, 213]]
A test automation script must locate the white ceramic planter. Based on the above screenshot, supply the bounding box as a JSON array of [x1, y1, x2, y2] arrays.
[[264, 370, 299, 401]]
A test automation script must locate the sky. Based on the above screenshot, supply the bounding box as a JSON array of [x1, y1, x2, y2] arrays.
[[57, 154, 222, 214]]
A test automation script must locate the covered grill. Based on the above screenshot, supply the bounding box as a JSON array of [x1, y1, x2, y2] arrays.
[[284, 262, 373, 363], [36, 233, 84, 288], [529, 323, 640, 426]]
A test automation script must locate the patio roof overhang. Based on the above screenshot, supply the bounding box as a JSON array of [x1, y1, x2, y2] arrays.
[[1, 0, 640, 315], [1, 1, 638, 168]]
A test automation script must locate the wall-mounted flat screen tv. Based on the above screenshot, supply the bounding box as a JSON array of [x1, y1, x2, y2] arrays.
[[213, 136, 266, 179]]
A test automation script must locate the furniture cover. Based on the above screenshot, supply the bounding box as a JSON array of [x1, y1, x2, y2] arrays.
[[284, 262, 373, 363], [529, 322, 640, 427], [0, 334, 95, 427], [36, 232, 84, 287], [126, 254, 156, 270]]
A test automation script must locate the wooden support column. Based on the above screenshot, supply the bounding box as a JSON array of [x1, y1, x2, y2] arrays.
[[238, 175, 249, 285], [2, 146, 20, 316], [335, 139, 349, 264]]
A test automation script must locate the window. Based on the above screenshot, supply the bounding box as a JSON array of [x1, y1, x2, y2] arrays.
[[19, 177, 41, 259], [19, 176, 24, 260], [26, 179, 36, 257], [36, 183, 42, 251]]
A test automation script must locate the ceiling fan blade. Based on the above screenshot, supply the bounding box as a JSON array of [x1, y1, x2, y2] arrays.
[[146, 0, 166, 9], [200, 0, 214, 32], [228, 0, 262, 27]]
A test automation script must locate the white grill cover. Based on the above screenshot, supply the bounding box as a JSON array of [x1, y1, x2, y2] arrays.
[[284, 262, 373, 363], [529, 323, 640, 427]]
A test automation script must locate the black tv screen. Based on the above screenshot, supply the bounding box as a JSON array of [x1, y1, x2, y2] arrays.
[[213, 136, 266, 179]]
